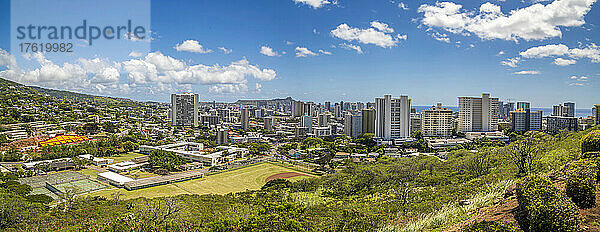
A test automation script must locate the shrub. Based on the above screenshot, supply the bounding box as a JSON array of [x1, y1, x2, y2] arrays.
[[565, 159, 597, 208], [516, 175, 580, 232], [582, 152, 600, 182], [581, 130, 600, 154], [465, 221, 518, 232]]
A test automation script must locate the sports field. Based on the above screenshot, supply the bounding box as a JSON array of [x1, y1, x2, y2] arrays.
[[85, 162, 313, 200]]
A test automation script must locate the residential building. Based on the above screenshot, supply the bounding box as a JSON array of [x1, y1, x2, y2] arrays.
[[264, 117, 274, 131], [344, 113, 363, 138], [553, 104, 571, 117], [516, 101, 530, 111], [292, 101, 304, 117], [421, 103, 453, 137], [546, 116, 578, 134], [361, 109, 376, 134], [458, 93, 499, 133], [375, 95, 411, 140], [594, 104, 600, 125], [240, 108, 250, 130], [301, 115, 313, 133], [564, 102, 575, 117], [171, 93, 199, 127], [318, 113, 330, 127], [510, 109, 542, 132]]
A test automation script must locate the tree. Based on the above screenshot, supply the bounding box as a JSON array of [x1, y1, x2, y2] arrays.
[[149, 150, 186, 172], [505, 137, 542, 176]]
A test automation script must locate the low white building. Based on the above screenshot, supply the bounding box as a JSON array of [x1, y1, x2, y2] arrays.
[[98, 171, 134, 187]]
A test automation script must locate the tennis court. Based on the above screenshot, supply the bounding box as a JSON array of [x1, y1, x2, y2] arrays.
[[50, 179, 106, 195]]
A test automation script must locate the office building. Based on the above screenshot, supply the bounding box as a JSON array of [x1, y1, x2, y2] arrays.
[[546, 116, 578, 134], [240, 108, 250, 130], [458, 93, 499, 133], [361, 109, 376, 134], [344, 114, 363, 138], [421, 103, 453, 137], [171, 93, 199, 127], [375, 95, 411, 140]]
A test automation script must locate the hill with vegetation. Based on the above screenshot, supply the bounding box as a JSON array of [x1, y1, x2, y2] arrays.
[[0, 77, 143, 125], [1, 125, 599, 231]]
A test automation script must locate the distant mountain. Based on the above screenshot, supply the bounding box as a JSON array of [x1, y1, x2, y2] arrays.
[[235, 97, 294, 106]]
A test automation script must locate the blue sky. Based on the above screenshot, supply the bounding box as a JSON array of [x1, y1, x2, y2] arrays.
[[0, 0, 599, 108]]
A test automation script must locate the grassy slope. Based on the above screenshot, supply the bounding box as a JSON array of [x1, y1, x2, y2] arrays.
[[85, 162, 313, 199]]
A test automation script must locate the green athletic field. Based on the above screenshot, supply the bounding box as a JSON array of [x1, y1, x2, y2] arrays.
[[85, 162, 313, 200]]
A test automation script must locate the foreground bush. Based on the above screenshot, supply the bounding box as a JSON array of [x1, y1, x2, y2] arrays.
[[565, 159, 597, 208], [582, 151, 600, 182], [516, 175, 580, 232], [465, 221, 518, 232], [582, 130, 600, 154]]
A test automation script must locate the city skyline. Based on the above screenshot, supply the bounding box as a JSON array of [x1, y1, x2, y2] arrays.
[[0, 0, 599, 108]]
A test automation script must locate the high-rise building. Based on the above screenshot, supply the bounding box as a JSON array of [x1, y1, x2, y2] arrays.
[[240, 108, 250, 130], [301, 115, 312, 133], [334, 104, 342, 118], [529, 111, 542, 131], [217, 127, 228, 144], [317, 113, 330, 127], [564, 102, 575, 117], [503, 102, 514, 120], [361, 109, 376, 134], [200, 115, 219, 127], [171, 93, 199, 127], [552, 104, 571, 117], [344, 113, 363, 138], [292, 101, 304, 117], [421, 103, 453, 137], [516, 101, 530, 111], [497, 101, 504, 119], [593, 104, 600, 125], [510, 109, 542, 132], [217, 109, 230, 122], [375, 95, 411, 140], [546, 116, 578, 134], [325, 101, 331, 112], [510, 110, 528, 132], [264, 117, 274, 131], [458, 93, 499, 133]]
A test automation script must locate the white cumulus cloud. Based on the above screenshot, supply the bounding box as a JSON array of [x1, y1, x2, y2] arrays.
[[260, 46, 281, 57], [295, 47, 318, 57], [554, 58, 577, 66], [418, 0, 597, 42], [331, 21, 404, 48], [175, 40, 213, 53], [293, 0, 335, 8]]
